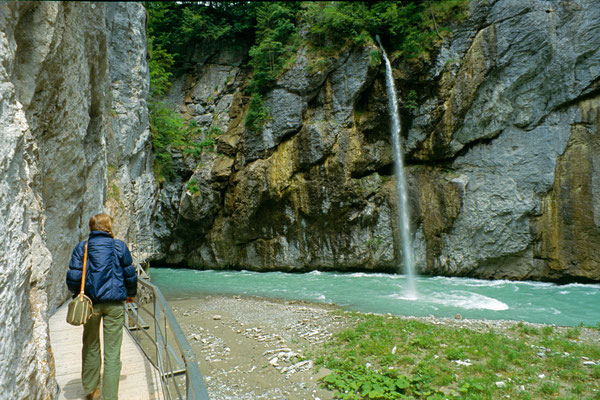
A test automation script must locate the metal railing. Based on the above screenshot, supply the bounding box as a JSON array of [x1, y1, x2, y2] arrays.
[[124, 266, 210, 400]]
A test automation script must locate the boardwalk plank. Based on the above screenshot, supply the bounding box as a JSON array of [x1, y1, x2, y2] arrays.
[[50, 302, 163, 400]]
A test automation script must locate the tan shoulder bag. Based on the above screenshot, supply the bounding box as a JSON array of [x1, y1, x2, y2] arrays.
[[66, 242, 96, 326]]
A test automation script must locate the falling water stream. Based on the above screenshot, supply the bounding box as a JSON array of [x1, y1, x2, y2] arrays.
[[376, 35, 417, 298]]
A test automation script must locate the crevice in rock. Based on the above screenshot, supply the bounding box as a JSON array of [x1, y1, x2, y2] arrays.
[[550, 84, 600, 115], [434, 131, 501, 166], [476, 6, 536, 32]]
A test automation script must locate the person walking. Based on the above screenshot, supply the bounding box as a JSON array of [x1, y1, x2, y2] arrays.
[[66, 213, 137, 400]]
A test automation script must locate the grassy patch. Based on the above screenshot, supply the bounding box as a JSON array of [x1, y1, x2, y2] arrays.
[[316, 313, 600, 399], [186, 178, 200, 195]]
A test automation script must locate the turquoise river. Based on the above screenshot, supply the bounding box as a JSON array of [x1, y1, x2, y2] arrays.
[[151, 268, 599, 327]]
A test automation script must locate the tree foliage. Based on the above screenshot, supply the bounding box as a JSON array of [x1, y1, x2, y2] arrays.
[[245, 2, 302, 131], [148, 37, 174, 98], [303, 1, 468, 59], [146, 1, 256, 71]]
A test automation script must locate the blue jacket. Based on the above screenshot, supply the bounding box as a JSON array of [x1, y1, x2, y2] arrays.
[[66, 231, 137, 302]]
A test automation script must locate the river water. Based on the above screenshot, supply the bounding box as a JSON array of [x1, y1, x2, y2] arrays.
[[150, 268, 599, 327]]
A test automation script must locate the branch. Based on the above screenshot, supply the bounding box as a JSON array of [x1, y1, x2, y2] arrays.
[[428, 0, 443, 40]]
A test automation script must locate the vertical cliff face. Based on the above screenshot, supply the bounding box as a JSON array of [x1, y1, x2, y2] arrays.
[[0, 2, 154, 398], [104, 3, 157, 262], [155, 0, 600, 282], [421, 0, 600, 281]]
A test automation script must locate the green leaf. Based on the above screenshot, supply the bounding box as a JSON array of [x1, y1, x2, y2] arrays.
[[396, 377, 410, 390]]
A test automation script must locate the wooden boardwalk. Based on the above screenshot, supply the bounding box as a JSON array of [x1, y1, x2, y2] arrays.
[[49, 302, 163, 400]]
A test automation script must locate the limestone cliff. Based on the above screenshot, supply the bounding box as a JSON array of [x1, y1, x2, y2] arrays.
[[0, 2, 155, 398], [155, 0, 600, 283]]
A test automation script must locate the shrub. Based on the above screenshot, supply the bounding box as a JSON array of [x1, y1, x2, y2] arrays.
[[186, 178, 200, 195]]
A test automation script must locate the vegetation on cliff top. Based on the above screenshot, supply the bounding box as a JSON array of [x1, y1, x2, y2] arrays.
[[145, 1, 468, 180], [146, 3, 229, 184]]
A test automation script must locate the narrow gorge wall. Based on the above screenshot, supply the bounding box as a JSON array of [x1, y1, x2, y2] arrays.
[[155, 0, 600, 283], [0, 2, 155, 398]]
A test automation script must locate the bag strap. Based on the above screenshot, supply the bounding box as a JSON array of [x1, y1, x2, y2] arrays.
[[80, 242, 88, 294]]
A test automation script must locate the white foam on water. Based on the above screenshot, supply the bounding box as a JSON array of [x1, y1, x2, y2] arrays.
[[517, 281, 556, 288], [387, 286, 422, 301], [346, 272, 399, 279], [563, 282, 600, 289], [391, 293, 419, 301], [402, 291, 508, 311], [434, 292, 509, 311], [462, 280, 512, 288], [388, 287, 508, 311], [430, 276, 510, 287]]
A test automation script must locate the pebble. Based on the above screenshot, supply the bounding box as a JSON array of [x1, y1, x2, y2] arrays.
[[213, 315, 222, 320], [495, 381, 506, 388], [263, 348, 292, 355], [453, 359, 472, 366]]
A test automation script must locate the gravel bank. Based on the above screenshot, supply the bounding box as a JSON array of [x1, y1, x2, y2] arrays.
[[171, 296, 343, 400]]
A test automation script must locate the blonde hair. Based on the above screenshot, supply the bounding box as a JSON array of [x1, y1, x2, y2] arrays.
[[89, 213, 114, 238]]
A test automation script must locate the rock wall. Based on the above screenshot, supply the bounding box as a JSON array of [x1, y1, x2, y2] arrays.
[[422, 0, 600, 281], [0, 2, 155, 398], [155, 0, 600, 283]]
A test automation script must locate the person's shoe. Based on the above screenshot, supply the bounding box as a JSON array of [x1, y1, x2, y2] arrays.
[[85, 388, 100, 400]]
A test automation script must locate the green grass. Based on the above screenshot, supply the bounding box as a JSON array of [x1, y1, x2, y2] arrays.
[[315, 313, 600, 400]]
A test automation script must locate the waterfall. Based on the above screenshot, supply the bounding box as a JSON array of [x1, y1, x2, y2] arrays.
[[376, 36, 417, 299]]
